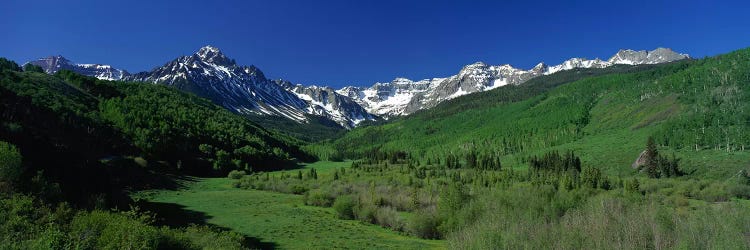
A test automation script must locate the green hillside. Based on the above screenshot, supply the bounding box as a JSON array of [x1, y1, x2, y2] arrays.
[[314, 48, 750, 178], [245, 112, 348, 143]]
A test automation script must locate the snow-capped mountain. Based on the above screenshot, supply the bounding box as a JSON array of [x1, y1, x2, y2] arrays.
[[275, 81, 377, 127], [337, 77, 443, 115], [25, 46, 688, 127], [340, 48, 689, 116], [26, 55, 129, 80], [125, 46, 373, 128]]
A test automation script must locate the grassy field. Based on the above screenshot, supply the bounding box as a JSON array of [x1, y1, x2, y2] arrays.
[[133, 175, 444, 249], [297, 160, 352, 175]]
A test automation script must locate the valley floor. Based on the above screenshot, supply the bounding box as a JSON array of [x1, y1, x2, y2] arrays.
[[133, 177, 444, 249]]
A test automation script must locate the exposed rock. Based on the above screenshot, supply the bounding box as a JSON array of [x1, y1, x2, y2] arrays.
[[632, 149, 648, 169]]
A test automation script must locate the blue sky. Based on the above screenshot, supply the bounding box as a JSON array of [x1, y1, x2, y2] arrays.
[[2, 0, 749, 88]]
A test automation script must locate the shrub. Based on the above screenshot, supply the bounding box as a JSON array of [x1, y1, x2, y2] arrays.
[[408, 209, 441, 239], [96, 217, 160, 249], [0, 195, 53, 245], [227, 170, 246, 179], [374, 206, 404, 231], [304, 189, 334, 207], [333, 195, 356, 219], [68, 210, 159, 249], [697, 183, 730, 202], [0, 195, 246, 249], [290, 185, 308, 195], [0, 142, 22, 188], [728, 184, 750, 199], [354, 203, 377, 224], [624, 178, 641, 194]]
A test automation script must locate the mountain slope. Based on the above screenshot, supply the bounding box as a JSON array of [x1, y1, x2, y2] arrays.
[[125, 46, 375, 128], [315, 47, 749, 177], [275, 80, 377, 127], [338, 48, 689, 117]]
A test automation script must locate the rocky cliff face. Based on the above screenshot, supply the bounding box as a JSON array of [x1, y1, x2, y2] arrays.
[[277, 80, 377, 128], [608, 48, 688, 65]]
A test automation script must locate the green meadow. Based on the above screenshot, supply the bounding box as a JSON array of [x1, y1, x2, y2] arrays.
[[133, 174, 444, 249]]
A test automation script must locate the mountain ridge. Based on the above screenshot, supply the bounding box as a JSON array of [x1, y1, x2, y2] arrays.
[[338, 48, 690, 117]]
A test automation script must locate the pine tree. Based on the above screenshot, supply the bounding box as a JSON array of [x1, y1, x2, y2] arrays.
[[624, 178, 640, 194], [644, 137, 661, 178]]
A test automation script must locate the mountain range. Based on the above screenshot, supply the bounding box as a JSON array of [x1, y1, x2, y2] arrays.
[[27, 47, 689, 127], [337, 48, 689, 116]]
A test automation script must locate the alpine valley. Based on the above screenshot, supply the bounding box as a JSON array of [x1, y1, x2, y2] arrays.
[[6, 1, 750, 249], [4, 44, 750, 249]]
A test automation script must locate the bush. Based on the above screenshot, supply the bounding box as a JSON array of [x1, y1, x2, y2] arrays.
[[68, 210, 159, 249], [0, 194, 247, 249], [624, 178, 641, 194], [728, 184, 750, 199], [290, 185, 308, 195], [0, 142, 22, 188], [333, 195, 356, 219], [0, 195, 54, 245], [697, 183, 731, 202], [227, 170, 246, 179], [408, 209, 441, 239], [354, 203, 377, 224], [374, 206, 404, 231], [96, 218, 160, 249], [304, 189, 334, 207]]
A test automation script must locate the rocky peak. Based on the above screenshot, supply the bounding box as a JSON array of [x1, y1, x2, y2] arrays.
[[195, 45, 235, 66], [608, 48, 689, 65], [531, 62, 548, 72], [460, 62, 489, 75]]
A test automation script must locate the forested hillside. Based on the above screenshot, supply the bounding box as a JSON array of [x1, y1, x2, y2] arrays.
[[0, 59, 313, 248]]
